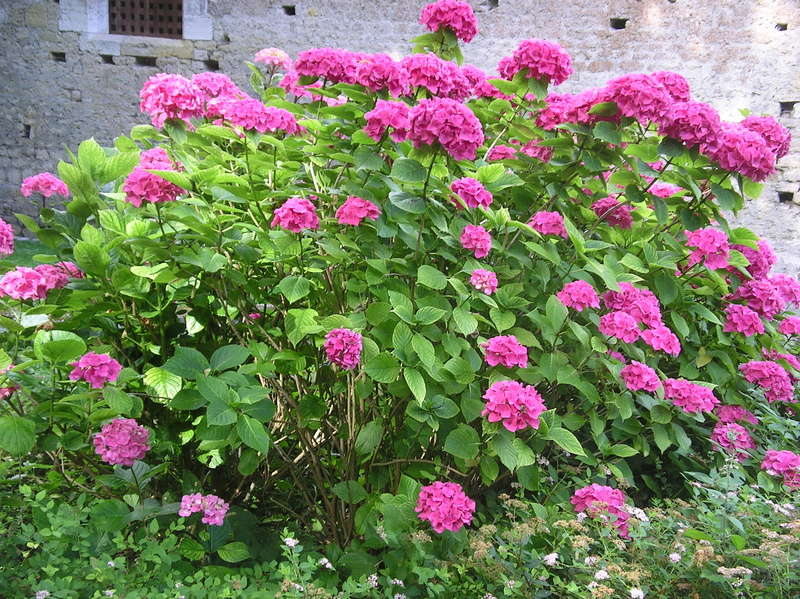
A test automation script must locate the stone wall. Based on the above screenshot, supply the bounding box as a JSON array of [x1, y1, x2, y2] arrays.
[[1, 0, 799, 269]]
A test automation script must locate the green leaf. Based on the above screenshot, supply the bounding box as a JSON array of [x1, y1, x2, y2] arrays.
[[217, 542, 250, 563], [658, 137, 686, 158], [365, 352, 401, 384], [417, 265, 447, 290], [593, 121, 622, 146], [90, 499, 130, 532], [651, 422, 672, 452], [411, 334, 436, 365], [390, 158, 428, 183], [73, 241, 109, 276], [588, 101, 619, 117], [608, 444, 639, 457], [105, 388, 136, 416], [415, 306, 446, 325], [236, 414, 270, 453], [0, 416, 36, 455], [143, 367, 182, 399], [333, 481, 368, 505], [163, 347, 209, 380], [490, 308, 515, 333], [545, 295, 568, 333], [444, 424, 480, 461], [452, 306, 478, 335], [180, 538, 206, 561], [210, 345, 251, 372], [33, 330, 86, 363], [285, 308, 322, 346], [275, 276, 311, 304], [355, 420, 383, 455], [388, 191, 426, 214], [545, 427, 586, 456], [404, 368, 427, 403], [353, 146, 385, 171]]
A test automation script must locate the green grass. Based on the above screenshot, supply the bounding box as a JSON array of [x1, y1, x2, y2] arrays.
[[3, 239, 49, 267]]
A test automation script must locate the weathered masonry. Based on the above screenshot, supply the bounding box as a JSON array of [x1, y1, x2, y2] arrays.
[[1, 1, 799, 270]]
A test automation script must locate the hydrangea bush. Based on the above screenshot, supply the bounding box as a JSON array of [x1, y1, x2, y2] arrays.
[[1, 0, 798, 564]]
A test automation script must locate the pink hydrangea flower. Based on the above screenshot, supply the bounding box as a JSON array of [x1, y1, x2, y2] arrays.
[[335, 196, 380, 226], [191, 72, 244, 105], [354, 53, 408, 96], [0, 267, 48, 300], [407, 98, 484, 161], [486, 145, 517, 161], [592, 197, 633, 229], [123, 148, 184, 207], [34, 264, 70, 292], [529, 211, 567, 238], [254, 47, 292, 70], [419, 0, 478, 43], [779, 317, 800, 335], [607, 350, 627, 363], [650, 71, 691, 102], [723, 304, 765, 336], [740, 115, 792, 159], [93, 418, 149, 466], [607, 73, 672, 125], [179, 493, 230, 526], [663, 378, 719, 413], [732, 240, 776, 280], [470, 269, 498, 295], [363, 99, 411, 142], [731, 278, 786, 320], [139, 73, 204, 128], [461, 64, 511, 100], [761, 450, 800, 488], [685, 228, 730, 270], [20, 173, 69, 198], [659, 101, 721, 150], [271, 197, 320, 233], [556, 280, 600, 311], [0, 218, 14, 256], [501, 39, 573, 85], [640, 325, 681, 356], [324, 328, 362, 370], [482, 380, 546, 431], [570, 484, 630, 538], [294, 48, 362, 84], [704, 123, 776, 182], [220, 98, 303, 135], [450, 177, 492, 209], [620, 361, 660, 392], [400, 54, 471, 101], [711, 422, 755, 461], [481, 335, 528, 368], [740, 360, 795, 403], [519, 139, 554, 162], [460, 225, 492, 259], [716, 404, 759, 425], [770, 274, 800, 307], [762, 348, 800, 372], [648, 182, 683, 198], [599, 311, 640, 343], [602, 283, 663, 328], [416, 481, 475, 533], [69, 352, 122, 389]]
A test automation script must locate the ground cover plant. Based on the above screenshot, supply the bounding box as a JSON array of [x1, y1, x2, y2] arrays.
[[1, 1, 799, 596]]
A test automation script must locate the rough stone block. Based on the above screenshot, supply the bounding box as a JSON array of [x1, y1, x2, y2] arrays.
[[184, 15, 214, 41]]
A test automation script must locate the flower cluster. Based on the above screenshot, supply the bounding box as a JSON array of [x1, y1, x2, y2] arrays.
[[482, 380, 546, 431], [640, 325, 681, 357], [415, 481, 475, 533], [556, 280, 600, 312], [20, 172, 69, 198], [254, 47, 292, 70], [355, 54, 407, 96], [607, 73, 672, 124], [481, 335, 528, 368], [740, 115, 792, 158], [93, 418, 149, 466], [470, 269, 498, 295], [761, 450, 800, 488], [663, 378, 719, 413], [779, 316, 800, 335], [271, 197, 320, 232], [739, 360, 794, 403], [450, 177, 492, 209], [0, 218, 12, 256], [139, 73, 204, 128], [599, 311, 640, 343], [570, 484, 630, 537], [419, 0, 478, 43], [220, 99, 303, 135], [69, 352, 122, 389], [602, 282, 664, 328], [0, 262, 81, 300], [335, 196, 381, 225], [659, 101, 721, 149], [363, 100, 411, 142], [592, 197, 633, 229], [123, 147, 184, 207], [179, 493, 231, 526], [685, 228, 730, 270], [716, 404, 759, 426], [734, 240, 777, 280], [500, 39, 573, 85], [705, 123, 776, 182], [401, 54, 471, 101], [710, 422, 755, 461], [723, 304, 765, 336], [324, 329, 362, 370], [407, 98, 484, 161], [460, 225, 492, 259], [529, 211, 567, 238], [620, 361, 660, 392]]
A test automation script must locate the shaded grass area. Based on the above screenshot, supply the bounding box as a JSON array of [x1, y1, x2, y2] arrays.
[[3, 239, 49, 268]]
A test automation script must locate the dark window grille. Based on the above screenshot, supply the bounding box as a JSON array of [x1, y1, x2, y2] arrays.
[[109, 1, 183, 39]]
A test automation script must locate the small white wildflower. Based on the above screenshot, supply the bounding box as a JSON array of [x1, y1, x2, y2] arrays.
[[291, 583, 304, 592], [394, 594, 407, 599], [483, 594, 497, 599], [587, 581, 598, 590], [106, 561, 115, 568], [602, 466, 612, 476], [630, 588, 645, 599], [284, 537, 299, 547], [537, 456, 550, 466], [510, 482, 521, 489], [594, 569, 610, 581], [542, 552, 559, 566], [391, 578, 405, 587], [669, 552, 681, 563], [175, 583, 183, 589], [628, 507, 649, 522], [318, 557, 334, 570], [104, 591, 115, 598], [506, 579, 516, 588], [584, 555, 599, 566], [35, 592, 51, 599], [674, 543, 686, 553], [367, 574, 379, 588], [576, 512, 587, 522]]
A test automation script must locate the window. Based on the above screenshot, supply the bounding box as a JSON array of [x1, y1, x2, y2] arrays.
[[108, 1, 183, 39]]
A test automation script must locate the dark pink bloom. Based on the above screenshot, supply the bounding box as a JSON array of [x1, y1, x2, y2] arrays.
[[191, 72, 244, 105], [740, 115, 791, 159], [482, 380, 546, 432], [556, 280, 600, 312], [529, 211, 567, 238], [620, 361, 660, 392], [69, 352, 122, 389], [731, 278, 786, 320], [519, 139, 554, 162], [363, 99, 411, 142], [220, 98, 303, 135], [400, 54, 471, 101], [408, 98, 484, 161], [179, 493, 230, 526], [481, 335, 528, 368], [641, 326, 681, 357], [470, 269, 498, 295], [0, 218, 13, 256], [779, 317, 800, 335], [570, 484, 631, 538], [486, 145, 517, 161], [592, 197, 633, 229], [685, 228, 730, 270], [294, 48, 362, 84], [761, 450, 800, 488], [663, 378, 719, 413], [650, 71, 691, 102], [648, 182, 683, 198], [501, 39, 573, 85], [416, 481, 475, 533], [762, 348, 800, 372], [355, 54, 408, 96], [139, 73, 204, 128], [723, 304, 765, 336], [20, 173, 69, 198], [602, 282, 663, 328], [740, 360, 795, 403], [0, 267, 48, 300], [599, 311, 640, 343], [460, 224, 492, 259], [704, 123, 776, 182], [607, 73, 672, 124], [123, 148, 184, 207], [419, 0, 478, 43], [271, 197, 319, 232], [93, 418, 149, 466], [450, 177, 492, 209], [732, 240, 776, 279], [324, 328, 362, 370], [716, 404, 759, 425], [770, 274, 800, 306], [335, 196, 380, 226], [711, 422, 755, 461], [659, 101, 721, 150]]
